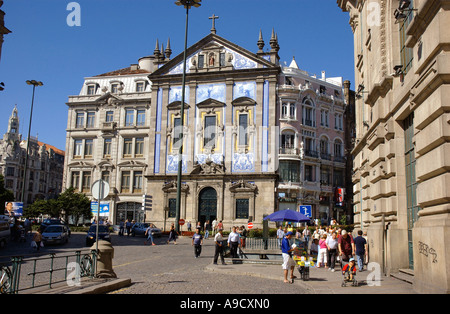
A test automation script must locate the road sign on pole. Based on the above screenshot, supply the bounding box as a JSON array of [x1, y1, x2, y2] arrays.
[[299, 205, 312, 218], [247, 222, 254, 229], [91, 179, 110, 272]]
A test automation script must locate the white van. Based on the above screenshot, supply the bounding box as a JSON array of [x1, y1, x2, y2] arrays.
[[0, 216, 10, 248]]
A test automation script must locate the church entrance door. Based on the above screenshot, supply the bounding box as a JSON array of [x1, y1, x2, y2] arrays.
[[198, 187, 217, 231]]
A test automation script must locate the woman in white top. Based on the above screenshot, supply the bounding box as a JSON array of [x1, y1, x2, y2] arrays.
[[326, 231, 339, 271]]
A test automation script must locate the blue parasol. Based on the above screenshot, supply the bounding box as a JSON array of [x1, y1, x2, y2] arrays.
[[263, 209, 310, 222]]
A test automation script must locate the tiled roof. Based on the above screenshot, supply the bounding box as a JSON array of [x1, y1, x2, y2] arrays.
[[37, 141, 65, 156], [94, 67, 150, 77]]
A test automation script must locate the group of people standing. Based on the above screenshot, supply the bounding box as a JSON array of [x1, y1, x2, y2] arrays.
[[280, 224, 368, 283]]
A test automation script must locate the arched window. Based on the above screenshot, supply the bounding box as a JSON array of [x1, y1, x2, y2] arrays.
[[302, 98, 315, 127], [334, 139, 343, 157]]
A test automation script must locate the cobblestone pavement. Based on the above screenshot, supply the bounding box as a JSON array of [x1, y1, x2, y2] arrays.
[[109, 234, 309, 294]]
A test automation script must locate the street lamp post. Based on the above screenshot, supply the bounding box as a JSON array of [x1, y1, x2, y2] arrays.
[[21, 80, 43, 205], [174, 0, 201, 233]]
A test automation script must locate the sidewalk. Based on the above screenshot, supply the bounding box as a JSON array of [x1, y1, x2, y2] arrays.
[[205, 260, 416, 294]]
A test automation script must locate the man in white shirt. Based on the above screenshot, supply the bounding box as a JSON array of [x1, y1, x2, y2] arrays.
[[228, 226, 240, 258], [277, 225, 285, 249], [213, 228, 226, 265]]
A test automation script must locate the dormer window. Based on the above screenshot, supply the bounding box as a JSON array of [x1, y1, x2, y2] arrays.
[[111, 83, 119, 94], [87, 85, 96, 95], [136, 82, 145, 92]]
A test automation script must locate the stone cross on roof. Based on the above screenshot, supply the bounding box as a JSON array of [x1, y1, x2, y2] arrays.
[[209, 14, 219, 34]]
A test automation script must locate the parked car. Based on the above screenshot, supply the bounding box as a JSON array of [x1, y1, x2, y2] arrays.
[[131, 223, 162, 237], [86, 224, 111, 246], [41, 225, 69, 245], [41, 218, 71, 236]]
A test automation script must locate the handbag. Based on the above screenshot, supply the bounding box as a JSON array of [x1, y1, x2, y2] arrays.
[[31, 241, 37, 248]]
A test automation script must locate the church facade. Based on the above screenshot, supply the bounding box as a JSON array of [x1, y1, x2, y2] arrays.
[[146, 32, 280, 231]]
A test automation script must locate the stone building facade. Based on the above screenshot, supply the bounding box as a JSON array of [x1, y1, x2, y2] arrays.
[[337, 0, 450, 293], [64, 62, 153, 224], [0, 106, 65, 205]]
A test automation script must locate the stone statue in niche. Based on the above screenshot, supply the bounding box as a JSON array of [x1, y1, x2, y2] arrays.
[[209, 53, 215, 66]]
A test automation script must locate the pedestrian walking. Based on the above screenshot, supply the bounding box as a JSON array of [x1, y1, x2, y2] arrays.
[[281, 231, 296, 283], [204, 220, 210, 239], [212, 219, 217, 236], [125, 219, 132, 236], [192, 228, 203, 258], [302, 226, 311, 248], [318, 234, 328, 268], [119, 220, 124, 236], [239, 225, 247, 249], [310, 238, 319, 258], [354, 230, 368, 271], [213, 228, 226, 265], [338, 230, 355, 269], [326, 231, 339, 272], [24, 218, 32, 236], [277, 225, 285, 249], [32, 229, 43, 251], [167, 223, 178, 244], [228, 226, 240, 259], [187, 220, 191, 232], [144, 224, 156, 246]]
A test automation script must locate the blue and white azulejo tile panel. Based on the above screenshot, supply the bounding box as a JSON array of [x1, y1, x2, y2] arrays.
[[232, 153, 255, 172], [233, 81, 256, 100], [166, 154, 188, 173], [196, 83, 226, 104]]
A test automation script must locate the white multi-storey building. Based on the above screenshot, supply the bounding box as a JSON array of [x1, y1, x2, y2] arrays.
[[64, 59, 155, 224]]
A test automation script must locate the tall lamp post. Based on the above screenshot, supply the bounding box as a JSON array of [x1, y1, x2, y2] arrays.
[[21, 80, 43, 205], [174, 0, 201, 233]]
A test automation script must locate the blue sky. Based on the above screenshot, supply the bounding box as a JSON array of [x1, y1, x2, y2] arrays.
[[0, 0, 354, 151]]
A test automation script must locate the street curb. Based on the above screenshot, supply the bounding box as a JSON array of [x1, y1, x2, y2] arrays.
[[65, 278, 132, 294]]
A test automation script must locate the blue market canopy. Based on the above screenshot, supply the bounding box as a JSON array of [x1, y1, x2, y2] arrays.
[[263, 209, 310, 222]]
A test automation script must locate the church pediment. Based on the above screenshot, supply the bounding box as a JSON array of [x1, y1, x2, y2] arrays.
[[196, 98, 225, 109], [230, 180, 258, 193], [167, 101, 190, 110], [162, 180, 189, 193], [149, 33, 275, 78], [232, 96, 256, 107]]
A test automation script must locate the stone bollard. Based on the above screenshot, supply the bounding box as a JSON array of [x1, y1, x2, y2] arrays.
[[91, 240, 117, 278]]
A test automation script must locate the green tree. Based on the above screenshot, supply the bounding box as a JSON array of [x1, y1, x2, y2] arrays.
[[57, 187, 92, 226]]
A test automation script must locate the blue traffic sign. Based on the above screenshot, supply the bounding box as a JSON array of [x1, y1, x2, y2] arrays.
[[299, 205, 312, 218]]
